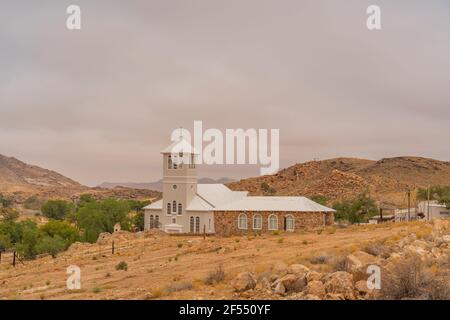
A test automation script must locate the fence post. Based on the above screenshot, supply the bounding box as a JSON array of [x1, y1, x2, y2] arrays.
[[13, 251, 16, 267], [112, 241, 115, 255]]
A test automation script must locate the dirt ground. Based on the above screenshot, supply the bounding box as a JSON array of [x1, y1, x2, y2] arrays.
[[0, 222, 428, 300]]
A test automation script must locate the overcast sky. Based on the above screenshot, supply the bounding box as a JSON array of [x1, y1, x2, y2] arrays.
[[1, 0, 450, 186]]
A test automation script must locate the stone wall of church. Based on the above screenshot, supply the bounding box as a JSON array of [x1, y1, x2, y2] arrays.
[[213, 211, 334, 236]]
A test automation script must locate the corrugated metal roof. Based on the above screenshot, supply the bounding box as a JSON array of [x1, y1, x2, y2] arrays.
[[186, 195, 214, 211], [144, 199, 162, 210], [144, 184, 334, 213], [196, 184, 248, 208], [215, 196, 335, 212]]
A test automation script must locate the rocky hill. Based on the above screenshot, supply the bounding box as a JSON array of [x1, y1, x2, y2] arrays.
[[0, 154, 160, 204], [227, 157, 450, 208]]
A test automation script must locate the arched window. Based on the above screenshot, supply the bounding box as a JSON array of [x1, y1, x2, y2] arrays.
[[172, 201, 177, 213], [167, 203, 171, 215], [173, 155, 178, 169], [168, 155, 173, 169], [195, 217, 200, 233], [285, 215, 295, 232], [150, 215, 154, 229], [178, 203, 182, 215], [190, 217, 195, 233], [190, 154, 195, 168], [268, 214, 278, 230], [253, 214, 262, 230], [179, 152, 183, 168], [155, 215, 159, 228], [238, 213, 248, 230]]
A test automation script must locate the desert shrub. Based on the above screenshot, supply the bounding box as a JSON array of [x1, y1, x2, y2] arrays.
[[379, 254, 450, 300], [115, 261, 128, 271], [0, 194, 13, 208], [362, 240, 392, 258], [310, 253, 331, 265], [331, 255, 348, 272], [164, 282, 193, 293], [92, 287, 102, 293], [24, 196, 44, 210], [204, 265, 225, 285]]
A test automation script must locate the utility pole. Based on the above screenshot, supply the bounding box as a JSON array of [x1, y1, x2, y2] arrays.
[[379, 208, 383, 223], [407, 189, 411, 221], [427, 185, 431, 221]]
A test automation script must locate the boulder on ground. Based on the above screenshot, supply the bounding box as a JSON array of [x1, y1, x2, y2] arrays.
[[306, 280, 325, 297], [354, 280, 372, 296], [274, 281, 286, 294], [288, 264, 310, 275], [432, 219, 449, 237], [272, 274, 307, 293], [324, 293, 345, 300], [272, 262, 289, 277], [403, 245, 428, 257], [232, 272, 257, 292], [306, 271, 322, 282], [323, 271, 355, 300], [345, 251, 378, 281]]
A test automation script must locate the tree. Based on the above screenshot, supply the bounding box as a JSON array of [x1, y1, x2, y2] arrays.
[[126, 200, 151, 231], [0, 234, 12, 251], [311, 195, 328, 206], [417, 186, 450, 209], [332, 192, 378, 224], [40, 220, 80, 244], [75, 199, 132, 243], [36, 235, 67, 258], [78, 194, 96, 207], [15, 221, 40, 259], [41, 200, 74, 220]]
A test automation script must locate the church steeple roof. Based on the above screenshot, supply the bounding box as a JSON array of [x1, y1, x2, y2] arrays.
[[160, 137, 199, 155]]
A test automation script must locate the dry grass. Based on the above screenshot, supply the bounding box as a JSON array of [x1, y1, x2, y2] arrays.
[[379, 254, 450, 300], [204, 265, 225, 285], [164, 281, 193, 293]]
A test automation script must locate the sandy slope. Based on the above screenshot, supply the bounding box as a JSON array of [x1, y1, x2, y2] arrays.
[[0, 222, 427, 300]]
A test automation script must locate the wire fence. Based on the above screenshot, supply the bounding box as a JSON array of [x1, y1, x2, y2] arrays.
[[0, 231, 210, 268]]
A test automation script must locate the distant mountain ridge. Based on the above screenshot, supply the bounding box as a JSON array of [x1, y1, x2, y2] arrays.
[[227, 156, 450, 208], [0, 154, 160, 203], [3, 153, 450, 208], [99, 177, 235, 191]]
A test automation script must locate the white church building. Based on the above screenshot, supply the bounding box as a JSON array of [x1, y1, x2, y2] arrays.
[[144, 139, 335, 235]]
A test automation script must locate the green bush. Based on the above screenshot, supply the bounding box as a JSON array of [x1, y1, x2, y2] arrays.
[[115, 261, 128, 271], [332, 192, 378, 223], [41, 200, 74, 220], [24, 196, 44, 210], [0, 193, 13, 208], [39, 220, 80, 244], [36, 235, 67, 258], [75, 199, 132, 243]]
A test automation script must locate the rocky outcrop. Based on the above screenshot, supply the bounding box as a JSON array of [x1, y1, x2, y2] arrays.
[[232, 272, 257, 292]]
